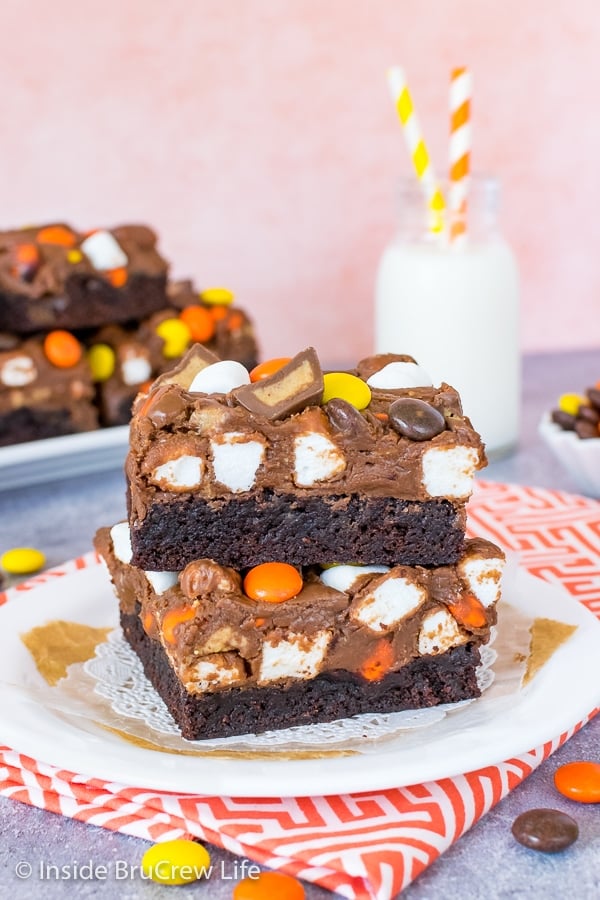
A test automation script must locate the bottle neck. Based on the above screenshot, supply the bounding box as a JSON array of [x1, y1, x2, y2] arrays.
[[395, 175, 501, 244]]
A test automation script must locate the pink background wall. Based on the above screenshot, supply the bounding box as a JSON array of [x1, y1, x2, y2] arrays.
[[1, 0, 598, 364]]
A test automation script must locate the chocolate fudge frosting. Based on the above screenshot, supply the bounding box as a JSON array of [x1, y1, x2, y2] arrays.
[[96, 526, 504, 696]]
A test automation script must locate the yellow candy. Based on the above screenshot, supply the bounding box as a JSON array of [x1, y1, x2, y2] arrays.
[[322, 372, 371, 410], [141, 839, 211, 885], [87, 343, 116, 382], [1, 547, 46, 575], [558, 393, 587, 416], [67, 249, 83, 264], [200, 287, 234, 306], [155, 318, 192, 358]]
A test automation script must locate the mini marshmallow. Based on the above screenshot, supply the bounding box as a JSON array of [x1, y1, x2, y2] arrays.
[[145, 570, 180, 594], [189, 360, 250, 394], [421, 446, 479, 498], [80, 230, 128, 270], [152, 455, 204, 490], [418, 608, 467, 655], [121, 356, 152, 386], [351, 575, 427, 633], [320, 564, 390, 593], [366, 361, 433, 390], [110, 522, 133, 564], [187, 655, 245, 693], [460, 556, 505, 607], [294, 432, 346, 486], [259, 631, 331, 683], [210, 432, 265, 492], [0, 355, 37, 387]]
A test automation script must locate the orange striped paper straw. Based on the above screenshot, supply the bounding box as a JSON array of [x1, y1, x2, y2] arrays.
[[449, 66, 472, 241], [387, 66, 445, 235]]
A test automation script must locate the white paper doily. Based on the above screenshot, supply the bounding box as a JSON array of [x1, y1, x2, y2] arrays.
[[84, 628, 496, 751]]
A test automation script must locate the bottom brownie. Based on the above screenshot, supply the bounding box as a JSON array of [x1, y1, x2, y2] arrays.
[[121, 606, 482, 741], [0, 404, 97, 446]]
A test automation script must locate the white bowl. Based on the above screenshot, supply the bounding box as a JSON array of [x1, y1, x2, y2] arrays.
[[539, 414, 600, 498]]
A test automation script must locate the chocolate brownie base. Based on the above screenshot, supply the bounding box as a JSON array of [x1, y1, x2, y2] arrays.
[[0, 405, 97, 447], [129, 492, 466, 570], [121, 607, 482, 740], [0, 273, 168, 334]]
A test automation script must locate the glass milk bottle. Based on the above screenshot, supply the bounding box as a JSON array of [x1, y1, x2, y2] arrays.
[[374, 176, 520, 458]]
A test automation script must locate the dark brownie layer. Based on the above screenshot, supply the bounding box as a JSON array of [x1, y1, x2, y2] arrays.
[[0, 404, 97, 446], [0, 272, 168, 334], [121, 607, 481, 740], [129, 491, 467, 570]]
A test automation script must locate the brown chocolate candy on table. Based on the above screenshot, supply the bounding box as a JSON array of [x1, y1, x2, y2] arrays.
[[511, 808, 579, 853], [389, 397, 446, 441], [551, 386, 600, 439]]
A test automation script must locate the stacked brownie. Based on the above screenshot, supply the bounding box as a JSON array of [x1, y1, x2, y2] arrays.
[[0, 224, 258, 444], [96, 347, 505, 740]]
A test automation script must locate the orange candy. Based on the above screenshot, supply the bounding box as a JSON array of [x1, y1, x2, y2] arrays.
[[12, 243, 40, 279], [106, 267, 128, 287], [227, 311, 244, 331], [162, 606, 196, 645], [554, 761, 600, 803], [359, 639, 394, 682], [37, 225, 76, 247], [243, 562, 303, 603], [43, 330, 82, 368], [447, 593, 487, 629], [210, 305, 228, 322], [179, 305, 216, 342], [250, 358, 292, 383], [233, 871, 305, 900]]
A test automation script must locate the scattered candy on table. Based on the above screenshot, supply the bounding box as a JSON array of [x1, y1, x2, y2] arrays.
[[511, 808, 579, 853], [232, 870, 305, 900], [243, 562, 303, 603], [1, 547, 46, 575], [551, 386, 600, 438], [554, 760, 600, 803], [140, 838, 211, 885]]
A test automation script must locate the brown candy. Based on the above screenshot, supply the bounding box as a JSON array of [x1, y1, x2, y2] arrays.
[[574, 419, 599, 439], [551, 409, 576, 430], [180, 559, 241, 599], [511, 808, 579, 853], [587, 387, 600, 410], [325, 398, 374, 450], [152, 343, 219, 392], [389, 397, 446, 441], [234, 347, 323, 420]]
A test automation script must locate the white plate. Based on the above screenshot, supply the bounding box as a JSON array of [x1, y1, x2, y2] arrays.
[[0, 560, 599, 797], [0, 427, 128, 490], [539, 413, 600, 498]]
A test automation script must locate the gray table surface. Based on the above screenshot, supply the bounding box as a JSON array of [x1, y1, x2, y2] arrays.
[[1, 348, 599, 900]]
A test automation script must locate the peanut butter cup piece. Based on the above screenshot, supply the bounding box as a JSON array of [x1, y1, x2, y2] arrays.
[[234, 346, 323, 420], [152, 343, 220, 392]]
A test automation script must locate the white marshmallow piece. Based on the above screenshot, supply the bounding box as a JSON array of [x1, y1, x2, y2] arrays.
[[145, 570, 180, 594], [460, 556, 505, 608], [259, 631, 331, 684], [366, 361, 433, 390], [352, 576, 427, 633], [210, 432, 265, 492], [152, 455, 204, 490], [1, 355, 37, 387], [188, 360, 250, 394], [294, 432, 346, 487], [121, 356, 152, 386], [320, 564, 390, 594], [80, 230, 128, 270], [188, 657, 245, 693], [421, 446, 480, 498], [110, 522, 133, 564], [418, 608, 467, 656]]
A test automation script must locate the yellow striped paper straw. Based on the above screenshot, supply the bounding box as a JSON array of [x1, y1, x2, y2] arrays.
[[387, 66, 445, 234], [449, 66, 472, 241]]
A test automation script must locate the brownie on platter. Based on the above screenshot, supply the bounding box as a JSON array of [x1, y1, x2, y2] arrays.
[[0, 223, 168, 334], [126, 347, 487, 571], [96, 523, 504, 740], [0, 330, 97, 446], [86, 288, 259, 427]]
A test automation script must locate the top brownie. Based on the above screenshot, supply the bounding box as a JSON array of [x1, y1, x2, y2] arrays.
[[126, 347, 487, 570], [0, 223, 168, 333]]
